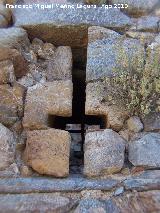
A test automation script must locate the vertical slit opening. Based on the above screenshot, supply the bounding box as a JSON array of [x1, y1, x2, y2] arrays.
[[48, 48, 106, 174]]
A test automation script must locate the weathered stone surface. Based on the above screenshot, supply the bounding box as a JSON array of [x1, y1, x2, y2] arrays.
[[0, 123, 15, 170], [126, 31, 156, 45], [85, 81, 128, 131], [84, 129, 125, 177], [86, 27, 158, 120], [74, 199, 106, 213], [20, 165, 33, 177], [21, 40, 72, 84], [0, 171, 159, 193], [129, 133, 160, 168], [0, 27, 30, 77], [0, 176, 118, 193], [25, 129, 71, 177], [0, 0, 5, 4], [106, 191, 160, 213], [137, 191, 160, 211], [0, 4, 11, 23], [0, 194, 76, 213], [10, 120, 23, 135], [114, 186, 124, 196], [0, 83, 25, 127], [1, 48, 28, 78], [137, 170, 160, 179], [23, 80, 73, 130], [0, 27, 29, 50], [86, 28, 145, 81], [47, 46, 72, 81], [0, 14, 7, 27], [0, 60, 15, 84], [85, 81, 108, 118], [107, 106, 129, 131], [35, 42, 56, 60], [127, 116, 143, 133], [119, 129, 130, 142], [143, 113, 160, 132], [0, 163, 19, 178], [124, 170, 160, 191], [111, 0, 160, 17], [13, 3, 132, 48], [124, 178, 160, 191], [18, 73, 35, 88], [136, 16, 160, 33], [88, 26, 120, 43]]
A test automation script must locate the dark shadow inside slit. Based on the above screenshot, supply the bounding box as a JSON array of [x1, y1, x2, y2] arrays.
[[48, 114, 106, 174]]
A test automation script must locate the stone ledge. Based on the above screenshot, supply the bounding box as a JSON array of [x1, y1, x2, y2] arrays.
[[0, 177, 118, 193], [0, 170, 160, 193], [124, 178, 160, 191], [13, 4, 133, 47]]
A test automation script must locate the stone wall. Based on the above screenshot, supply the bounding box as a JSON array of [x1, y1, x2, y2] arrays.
[[0, 0, 160, 212]]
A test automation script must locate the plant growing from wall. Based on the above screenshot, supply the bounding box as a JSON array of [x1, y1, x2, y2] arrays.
[[103, 42, 160, 117]]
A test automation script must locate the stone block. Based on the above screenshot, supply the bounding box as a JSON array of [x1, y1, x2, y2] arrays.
[[143, 113, 160, 132], [85, 81, 128, 131], [136, 16, 160, 33], [13, 1, 132, 47], [0, 176, 118, 193], [34, 41, 56, 60], [0, 60, 15, 84], [0, 27, 30, 50], [84, 129, 125, 177], [129, 133, 160, 168], [86, 28, 145, 81], [0, 27, 30, 78], [0, 194, 75, 213], [127, 116, 143, 133], [25, 129, 71, 177], [106, 191, 160, 213], [74, 199, 106, 213], [0, 83, 25, 127], [23, 80, 73, 130], [88, 26, 120, 43], [111, 0, 159, 17], [0, 123, 15, 170], [46, 46, 72, 81], [0, 48, 28, 78]]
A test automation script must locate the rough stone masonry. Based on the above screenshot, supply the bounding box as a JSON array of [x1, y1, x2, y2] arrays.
[[0, 0, 160, 212]]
